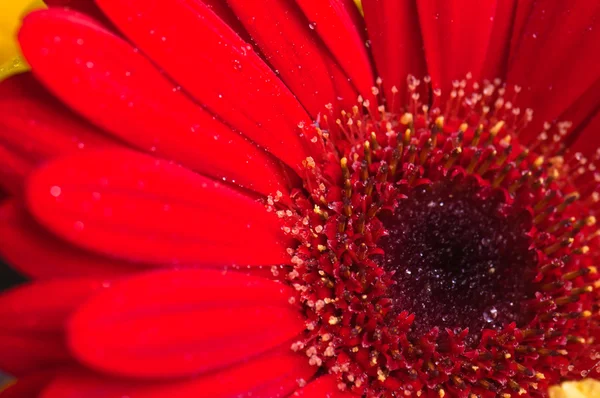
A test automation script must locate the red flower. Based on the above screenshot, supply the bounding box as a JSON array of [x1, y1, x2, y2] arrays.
[[1, 0, 600, 397]]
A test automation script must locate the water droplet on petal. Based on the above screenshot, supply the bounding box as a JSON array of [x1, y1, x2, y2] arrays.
[[50, 186, 62, 197]]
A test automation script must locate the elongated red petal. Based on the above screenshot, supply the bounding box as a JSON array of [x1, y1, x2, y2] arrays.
[[201, 0, 253, 42], [96, 0, 312, 169], [44, 0, 114, 28], [416, 0, 497, 90], [41, 349, 315, 398], [18, 9, 289, 197], [506, 0, 535, 62], [569, 111, 600, 158], [0, 145, 32, 195], [294, 0, 374, 97], [227, 0, 344, 115], [0, 73, 116, 195], [506, 2, 600, 135], [0, 369, 58, 398], [0, 200, 139, 279], [68, 269, 304, 378], [0, 334, 71, 376], [0, 278, 111, 334], [362, 0, 426, 106], [293, 375, 353, 397], [26, 149, 290, 266], [480, 0, 518, 80]]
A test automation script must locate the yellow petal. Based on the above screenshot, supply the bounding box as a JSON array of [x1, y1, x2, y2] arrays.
[[0, 0, 46, 80], [549, 379, 600, 398]]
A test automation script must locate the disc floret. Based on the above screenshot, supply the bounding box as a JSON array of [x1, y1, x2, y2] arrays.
[[269, 76, 600, 397]]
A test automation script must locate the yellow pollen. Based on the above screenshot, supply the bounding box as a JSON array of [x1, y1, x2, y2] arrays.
[[400, 113, 413, 125]]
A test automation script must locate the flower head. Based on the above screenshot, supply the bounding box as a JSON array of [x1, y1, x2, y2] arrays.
[[0, 1, 599, 397]]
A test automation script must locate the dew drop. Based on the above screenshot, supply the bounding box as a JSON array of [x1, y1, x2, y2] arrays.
[[50, 186, 62, 197]]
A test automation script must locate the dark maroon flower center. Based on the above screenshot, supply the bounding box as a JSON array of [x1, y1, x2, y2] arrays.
[[284, 77, 600, 396], [379, 177, 537, 342]]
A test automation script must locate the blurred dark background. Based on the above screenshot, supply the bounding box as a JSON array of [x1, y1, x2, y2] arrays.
[[0, 259, 26, 292]]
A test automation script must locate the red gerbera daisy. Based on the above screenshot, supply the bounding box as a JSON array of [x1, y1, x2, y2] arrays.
[[1, 0, 600, 397]]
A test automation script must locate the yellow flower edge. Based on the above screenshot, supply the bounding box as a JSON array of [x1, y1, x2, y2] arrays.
[[0, 0, 46, 81], [549, 379, 600, 398]]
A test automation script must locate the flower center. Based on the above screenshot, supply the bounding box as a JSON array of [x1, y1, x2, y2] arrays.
[[379, 177, 536, 341], [277, 76, 600, 396]]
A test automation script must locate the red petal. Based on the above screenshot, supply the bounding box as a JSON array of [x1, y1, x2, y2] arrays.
[[480, 0, 519, 80], [26, 149, 290, 266], [506, 2, 600, 135], [507, 0, 536, 62], [558, 77, 600, 149], [0, 200, 139, 279], [293, 375, 353, 397], [96, 0, 311, 169], [416, 0, 497, 90], [0, 369, 58, 398], [44, 0, 115, 28], [568, 111, 600, 158], [0, 145, 32, 195], [68, 269, 304, 378], [227, 0, 347, 115], [18, 9, 289, 197], [0, 277, 111, 334], [0, 73, 116, 195], [41, 349, 315, 398], [0, 334, 70, 376], [294, 0, 375, 97], [362, 0, 427, 106], [201, 0, 253, 41]]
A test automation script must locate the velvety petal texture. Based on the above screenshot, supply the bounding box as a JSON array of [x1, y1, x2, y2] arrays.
[[18, 9, 289, 196], [416, 0, 497, 90], [0, 73, 115, 195], [506, 1, 600, 136], [0, 334, 70, 376], [26, 149, 290, 266], [0, 200, 138, 278], [294, 0, 374, 97], [0, 278, 110, 375], [0, 277, 111, 334], [362, 0, 426, 102], [95, 0, 313, 168], [41, 349, 315, 398], [68, 270, 304, 378], [228, 0, 340, 115]]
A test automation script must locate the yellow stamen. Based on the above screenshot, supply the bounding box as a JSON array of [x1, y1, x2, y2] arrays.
[[0, 0, 46, 80], [549, 379, 600, 398]]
